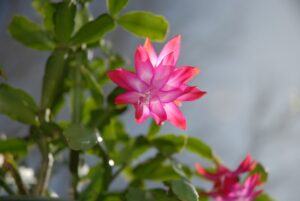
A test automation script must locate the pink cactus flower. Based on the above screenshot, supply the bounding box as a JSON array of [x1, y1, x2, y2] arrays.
[[107, 35, 206, 129], [196, 155, 263, 201]]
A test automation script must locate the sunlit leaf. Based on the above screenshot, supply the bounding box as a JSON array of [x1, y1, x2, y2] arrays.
[[63, 124, 98, 151], [71, 14, 115, 45], [185, 137, 214, 161], [254, 193, 274, 201], [41, 49, 67, 110], [107, 0, 128, 16], [0, 84, 38, 125], [8, 16, 54, 50], [54, 1, 76, 42], [117, 11, 169, 41], [171, 180, 199, 201]]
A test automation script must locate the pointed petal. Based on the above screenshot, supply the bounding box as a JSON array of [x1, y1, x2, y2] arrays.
[[115, 91, 141, 104], [149, 96, 167, 125], [157, 35, 181, 65], [144, 38, 158, 66], [196, 163, 230, 182], [151, 65, 174, 89], [158, 52, 175, 66], [135, 46, 154, 84], [177, 86, 206, 101], [167, 66, 200, 86], [158, 89, 184, 103], [135, 104, 150, 123], [235, 154, 257, 174], [107, 68, 148, 92], [164, 102, 186, 129]]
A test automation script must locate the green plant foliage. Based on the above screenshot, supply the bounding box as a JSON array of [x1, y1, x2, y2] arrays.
[[0, 84, 38, 125], [151, 134, 187, 156], [126, 188, 179, 201], [107, 0, 128, 16], [186, 137, 214, 161], [0, 138, 27, 155], [53, 1, 76, 43], [81, 66, 104, 105], [0, 197, 72, 201], [8, 16, 54, 50], [71, 14, 115, 45], [254, 193, 274, 201], [63, 124, 98, 151], [32, 0, 56, 31], [79, 164, 104, 201], [171, 180, 199, 201], [41, 49, 67, 110], [251, 163, 269, 183], [147, 120, 161, 138], [132, 155, 180, 181], [117, 11, 169, 41]]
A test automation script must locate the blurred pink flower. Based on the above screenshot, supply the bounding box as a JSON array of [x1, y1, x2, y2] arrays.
[[196, 155, 263, 201], [107, 35, 206, 129]]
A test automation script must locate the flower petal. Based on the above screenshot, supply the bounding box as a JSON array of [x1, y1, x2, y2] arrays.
[[195, 163, 229, 182], [151, 65, 174, 89], [158, 52, 175, 66], [115, 91, 141, 104], [135, 104, 150, 123], [167, 66, 200, 86], [234, 155, 257, 175], [135, 46, 154, 84], [158, 89, 184, 103], [177, 86, 206, 101], [157, 35, 181, 65], [164, 102, 186, 129], [144, 38, 158, 66], [149, 96, 167, 125], [107, 68, 148, 92]]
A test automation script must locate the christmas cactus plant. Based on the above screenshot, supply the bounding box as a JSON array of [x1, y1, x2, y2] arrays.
[[0, 0, 273, 201]]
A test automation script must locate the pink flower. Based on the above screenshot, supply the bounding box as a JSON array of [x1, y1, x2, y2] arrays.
[[107, 35, 206, 129], [196, 155, 263, 201]]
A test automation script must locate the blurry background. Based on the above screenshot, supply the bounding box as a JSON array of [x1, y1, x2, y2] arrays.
[[1, 0, 300, 200]]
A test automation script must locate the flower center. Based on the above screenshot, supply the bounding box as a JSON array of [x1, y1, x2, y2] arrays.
[[138, 91, 151, 105]]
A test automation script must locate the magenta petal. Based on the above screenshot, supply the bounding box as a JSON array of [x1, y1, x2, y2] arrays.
[[144, 38, 158, 66], [115, 91, 141, 104], [158, 52, 175, 66], [107, 69, 148, 92], [149, 96, 167, 125], [135, 46, 154, 84], [151, 65, 174, 89], [135, 104, 150, 123], [167, 66, 200, 86], [177, 86, 206, 101], [235, 155, 257, 175], [164, 102, 186, 129], [157, 35, 181, 65], [158, 89, 183, 103]]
